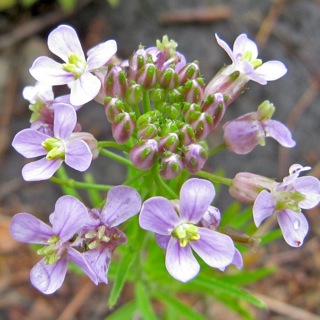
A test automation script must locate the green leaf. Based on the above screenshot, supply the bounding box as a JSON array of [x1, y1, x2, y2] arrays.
[[108, 249, 135, 307], [83, 173, 104, 207], [58, 0, 77, 12], [135, 282, 158, 320], [105, 300, 137, 320], [154, 292, 207, 320]]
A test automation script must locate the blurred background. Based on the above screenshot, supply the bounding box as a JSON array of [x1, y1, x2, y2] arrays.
[[0, 0, 319, 319]]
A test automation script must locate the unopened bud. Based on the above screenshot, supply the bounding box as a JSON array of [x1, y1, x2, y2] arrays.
[[104, 65, 128, 98], [160, 153, 183, 179], [159, 67, 179, 89], [137, 124, 158, 139], [104, 97, 127, 123], [178, 124, 196, 145], [129, 48, 148, 78], [182, 143, 208, 174], [111, 112, 136, 144], [129, 139, 159, 170], [125, 83, 142, 105], [183, 78, 205, 103], [190, 112, 214, 140], [201, 93, 226, 129], [178, 61, 200, 84], [158, 133, 180, 153], [135, 63, 158, 89]]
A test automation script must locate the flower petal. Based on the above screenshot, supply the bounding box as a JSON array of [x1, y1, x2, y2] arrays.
[[65, 140, 92, 172], [87, 40, 117, 70], [165, 237, 199, 282], [294, 176, 320, 209], [10, 213, 53, 244], [22, 158, 63, 181], [255, 61, 287, 81], [277, 210, 309, 247], [215, 33, 235, 63], [53, 104, 77, 139], [263, 119, 296, 148], [51, 195, 88, 241], [30, 56, 73, 85], [190, 228, 234, 269], [155, 233, 171, 250], [48, 25, 85, 62], [12, 129, 49, 158], [30, 257, 68, 294], [253, 190, 276, 227], [233, 34, 258, 60], [68, 73, 101, 106], [139, 197, 180, 235], [101, 186, 141, 227], [179, 178, 215, 223]]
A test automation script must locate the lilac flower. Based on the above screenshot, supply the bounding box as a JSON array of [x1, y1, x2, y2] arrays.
[[12, 104, 95, 181], [10, 195, 98, 294], [253, 164, 320, 247], [223, 100, 296, 154], [215, 33, 287, 85], [139, 178, 235, 282], [29, 25, 117, 106], [81, 186, 142, 283]]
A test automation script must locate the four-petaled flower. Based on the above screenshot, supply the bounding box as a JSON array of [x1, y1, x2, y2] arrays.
[[10, 195, 98, 294], [139, 178, 236, 282], [12, 104, 95, 181], [253, 164, 320, 247], [29, 24, 117, 106]]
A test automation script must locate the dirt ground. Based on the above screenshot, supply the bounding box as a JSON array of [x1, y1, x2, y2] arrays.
[[0, 0, 320, 319]]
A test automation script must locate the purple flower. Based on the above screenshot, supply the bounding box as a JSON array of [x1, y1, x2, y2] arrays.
[[139, 178, 235, 282], [215, 33, 287, 85], [12, 104, 94, 181], [81, 186, 142, 283], [29, 25, 117, 106], [223, 101, 296, 154], [253, 164, 320, 247], [10, 195, 98, 294]]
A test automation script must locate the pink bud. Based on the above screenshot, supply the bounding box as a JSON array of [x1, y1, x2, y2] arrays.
[[160, 153, 183, 179], [129, 139, 159, 170], [182, 143, 208, 173], [112, 112, 136, 144]]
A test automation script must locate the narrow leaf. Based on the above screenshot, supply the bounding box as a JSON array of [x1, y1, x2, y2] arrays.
[[135, 282, 158, 320], [105, 300, 137, 320]]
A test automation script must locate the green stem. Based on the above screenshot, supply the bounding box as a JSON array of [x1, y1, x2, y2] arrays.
[[153, 166, 178, 199], [99, 148, 134, 168], [98, 141, 130, 152], [123, 169, 148, 186], [142, 90, 151, 113], [55, 166, 81, 198], [133, 103, 141, 118], [208, 143, 227, 157], [196, 170, 233, 187]]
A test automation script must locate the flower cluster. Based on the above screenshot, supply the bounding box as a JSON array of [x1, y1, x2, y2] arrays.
[[9, 24, 320, 297]]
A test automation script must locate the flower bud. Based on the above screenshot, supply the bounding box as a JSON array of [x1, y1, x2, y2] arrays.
[[159, 67, 179, 89], [178, 124, 196, 145], [137, 124, 158, 139], [190, 113, 214, 140], [129, 48, 148, 78], [178, 61, 200, 84], [158, 133, 180, 154], [104, 65, 128, 99], [104, 97, 127, 123], [182, 143, 208, 174], [201, 93, 226, 129], [229, 172, 278, 204], [111, 112, 136, 144], [163, 103, 181, 120], [198, 206, 221, 230], [160, 153, 183, 179], [182, 78, 205, 104], [129, 139, 159, 170], [135, 63, 158, 89], [125, 83, 142, 105]]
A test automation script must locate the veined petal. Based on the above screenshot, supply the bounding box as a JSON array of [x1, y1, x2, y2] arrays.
[[179, 178, 215, 223], [30, 257, 68, 294], [139, 197, 180, 235], [253, 190, 276, 227], [215, 33, 235, 63], [233, 34, 258, 60], [101, 186, 141, 227], [165, 237, 199, 282], [87, 40, 117, 70], [294, 176, 320, 209], [48, 25, 85, 62], [51, 195, 88, 241], [30, 57, 74, 85], [22, 157, 63, 181], [65, 140, 92, 171], [277, 210, 309, 247], [263, 119, 296, 148], [255, 61, 287, 81], [190, 228, 234, 269], [53, 104, 77, 139], [68, 72, 101, 106], [155, 233, 171, 250], [68, 248, 100, 284], [12, 129, 49, 158], [10, 213, 53, 244]]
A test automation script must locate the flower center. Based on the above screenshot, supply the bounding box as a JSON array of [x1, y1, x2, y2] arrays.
[[85, 225, 111, 249], [275, 190, 306, 212], [42, 137, 65, 160], [36, 235, 62, 265], [172, 222, 200, 247], [240, 50, 262, 69], [62, 53, 87, 78]]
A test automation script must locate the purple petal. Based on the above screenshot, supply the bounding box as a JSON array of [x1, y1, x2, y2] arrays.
[[68, 73, 101, 106], [10, 213, 53, 244], [232, 248, 243, 270], [139, 197, 180, 235], [29, 57, 73, 85], [215, 33, 235, 63], [23, 83, 54, 103], [294, 176, 320, 209], [53, 104, 77, 139], [277, 210, 309, 247], [190, 228, 234, 269], [263, 119, 296, 148], [68, 248, 99, 284], [155, 233, 171, 250], [255, 61, 287, 81], [253, 190, 276, 227], [87, 40, 117, 70], [48, 25, 85, 62], [51, 195, 88, 241], [179, 178, 215, 223], [233, 34, 258, 60], [30, 257, 68, 294], [165, 237, 200, 282], [65, 140, 92, 172], [101, 186, 141, 227], [22, 157, 63, 181], [12, 129, 49, 158]]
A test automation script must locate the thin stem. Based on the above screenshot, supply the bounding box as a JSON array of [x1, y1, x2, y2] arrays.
[[55, 166, 81, 198], [196, 170, 233, 187], [98, 141, 130, 152], [208, 143, 227, 157], [153, 166, 178, 199], [142, 90, 151, 113], [99, 148, 134, 168], [123, 169, 148, 186]]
